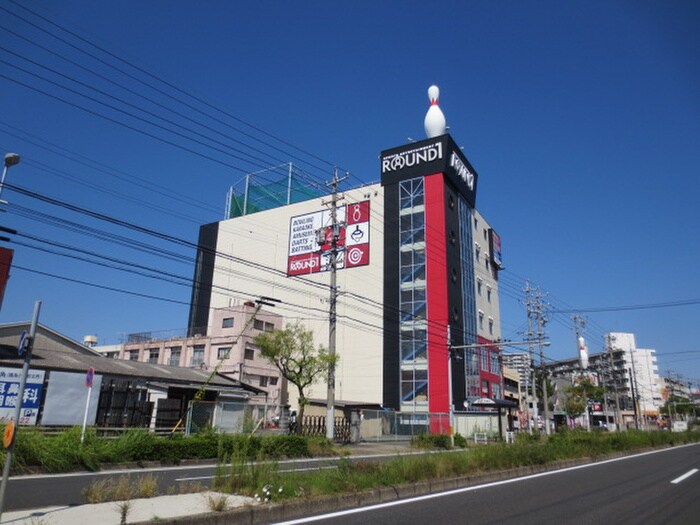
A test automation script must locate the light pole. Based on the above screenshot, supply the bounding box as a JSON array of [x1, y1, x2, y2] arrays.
[[0, 153, 20, 204]]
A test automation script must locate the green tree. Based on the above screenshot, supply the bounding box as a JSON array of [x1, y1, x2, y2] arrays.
[[565, 377, 604, 424], [254, 323, 337, 433]]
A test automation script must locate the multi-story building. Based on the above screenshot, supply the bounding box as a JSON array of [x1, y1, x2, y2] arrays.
[[95, 304, 285, 406], [470, 210, 503, 401], [189, 95, 503, 415], [501, 353, 532, 390], [543, 332, 662, 428]]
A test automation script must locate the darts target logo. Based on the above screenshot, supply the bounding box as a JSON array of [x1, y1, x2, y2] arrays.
[[346, 244, 369, 268]]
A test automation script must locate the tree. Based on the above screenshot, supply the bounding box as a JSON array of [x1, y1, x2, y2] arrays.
[[254, 323, 337, 433], [565, 377, 604, 426]]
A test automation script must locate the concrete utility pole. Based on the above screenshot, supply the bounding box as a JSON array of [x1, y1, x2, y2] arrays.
[[606, 334, 622, 431], [324, 168, 347, 441], [535, 288, 550, 435], [524, 281, 538, 433], [572, 315, 590, 431]]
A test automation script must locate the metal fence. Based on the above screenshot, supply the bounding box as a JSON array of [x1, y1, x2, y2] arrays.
[[358, 410, 450, 441], [357, 410, 503, 441], [184, 401, 504, 442], [186, 400, 280, 435]]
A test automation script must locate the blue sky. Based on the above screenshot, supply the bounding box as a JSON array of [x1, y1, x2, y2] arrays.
[[1, 1, 698, 385]]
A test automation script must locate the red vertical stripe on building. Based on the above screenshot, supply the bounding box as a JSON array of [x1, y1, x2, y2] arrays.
[[424, 173, 449, 415]]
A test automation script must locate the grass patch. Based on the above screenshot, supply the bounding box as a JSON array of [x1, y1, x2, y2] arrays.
[[211, 429, 700, 502], [82, 474, 161, 504]]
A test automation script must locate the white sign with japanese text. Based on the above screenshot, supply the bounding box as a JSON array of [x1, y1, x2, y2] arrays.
[[0, 367, 45, 425]]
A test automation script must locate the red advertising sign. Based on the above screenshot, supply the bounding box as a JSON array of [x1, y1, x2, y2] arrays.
[[287, 201, 370, 276]]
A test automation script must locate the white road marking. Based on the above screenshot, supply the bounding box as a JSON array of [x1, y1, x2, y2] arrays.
[[671, 468, 698, 484]]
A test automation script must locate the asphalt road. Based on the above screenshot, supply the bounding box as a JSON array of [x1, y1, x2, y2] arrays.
[[4, 450, 414, 511], [270, 444, 700, 525]]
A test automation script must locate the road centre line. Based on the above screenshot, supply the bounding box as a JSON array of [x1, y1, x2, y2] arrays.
[[273, 443, 700, 525], [671, 468, 698, 484]]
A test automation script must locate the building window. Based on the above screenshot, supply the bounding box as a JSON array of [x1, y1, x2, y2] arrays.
[[474, 217, 478, 230], [475, 245, 480, 261], [483, 228, 488, 240], [490, 349, 500, 374], [269, 377, 278, 386], [191, 345, 205, 366], [487, 287, 492, 303], [169, 347, 181, 366], [478, 311, 484, 330], [244, 345, 255, 360], [148, 349, 159, 364], [217, 347, 231, 360], [259, 376, 268, 387], [488, 318, 494, 335], [477, 279, 482, 295], [222, 317, 234, 328], [253, 320, 275, 332], [492, 383, 502, 399], [481, 348, 489, 371], [485, 258, 490, 271]]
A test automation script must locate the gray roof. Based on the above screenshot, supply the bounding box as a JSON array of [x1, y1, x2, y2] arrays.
[[0, 322, 262, 393]]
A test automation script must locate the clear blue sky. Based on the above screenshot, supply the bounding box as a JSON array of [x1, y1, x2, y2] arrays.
[[1, 1, 698, 385]]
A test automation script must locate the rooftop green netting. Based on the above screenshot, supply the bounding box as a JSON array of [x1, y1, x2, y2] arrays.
[[226, 164, 324, 219]]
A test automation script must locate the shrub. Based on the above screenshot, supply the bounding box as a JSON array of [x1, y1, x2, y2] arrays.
[[453, 433, 468, 448], [411, 433, 452, 449]]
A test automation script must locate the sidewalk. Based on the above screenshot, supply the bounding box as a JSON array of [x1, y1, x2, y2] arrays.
[[2, 492, 255, 525], [2, 440, 417, 525]]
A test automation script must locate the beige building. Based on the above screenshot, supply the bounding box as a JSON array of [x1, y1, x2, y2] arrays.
[[190, 184, 386, 407]]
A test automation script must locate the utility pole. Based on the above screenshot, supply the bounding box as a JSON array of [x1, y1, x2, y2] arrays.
[[535, 287, 550, 435], [524, 281, 538, 433], [606, 334, 622, 431], [323, 168, 346, 441], [572, 315, 590, 431], [629, 345, 643, 430]]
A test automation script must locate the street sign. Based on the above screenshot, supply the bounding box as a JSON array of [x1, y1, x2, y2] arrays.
[[17, 330, 27, 356], [85, 367, 95, 388]]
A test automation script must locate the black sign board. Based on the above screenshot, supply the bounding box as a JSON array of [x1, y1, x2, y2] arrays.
[[380, 134, 478, 207]]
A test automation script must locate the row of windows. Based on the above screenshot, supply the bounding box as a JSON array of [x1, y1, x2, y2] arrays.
[[478, 311, 495, 335], [399, 178, 428, 405], [254, 319, 275, 332], [473, 217, 489, 242], [476, 279, 492, 303], [125, 344, 252, 366]]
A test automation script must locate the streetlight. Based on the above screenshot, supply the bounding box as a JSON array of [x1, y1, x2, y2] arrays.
[[0, 153, 21, 204]]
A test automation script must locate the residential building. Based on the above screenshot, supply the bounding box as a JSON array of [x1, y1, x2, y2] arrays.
[[95, 304, 285, 407]]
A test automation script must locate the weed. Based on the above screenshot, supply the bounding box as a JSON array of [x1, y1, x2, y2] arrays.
[[83, 479, 111, 504], [134, 474, 159, 498], [205, 493, 229, 512], [115, 500, 132, 525]]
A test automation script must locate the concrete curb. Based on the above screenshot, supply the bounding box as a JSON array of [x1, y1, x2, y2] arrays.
[[130, 453, 627, 525]]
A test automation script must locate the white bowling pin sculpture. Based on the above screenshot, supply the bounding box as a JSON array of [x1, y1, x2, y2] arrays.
[[424, 84, 447, 138]]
